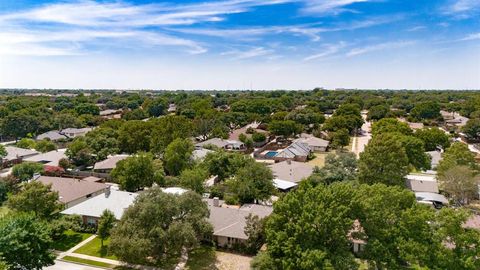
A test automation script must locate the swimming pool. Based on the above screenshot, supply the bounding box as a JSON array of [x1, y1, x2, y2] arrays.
[[264, 151, 278, 158]]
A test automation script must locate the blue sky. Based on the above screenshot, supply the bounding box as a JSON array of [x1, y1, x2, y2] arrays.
[[0, 0, 479, 90]]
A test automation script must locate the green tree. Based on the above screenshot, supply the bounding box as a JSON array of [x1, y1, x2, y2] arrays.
[[358, 133, 409, 186], [262, 182, 358, 269], [0, 145, 6, 162], [202, 151, 253, 181], [410, 101, 441, 120], [145, 97, 168, 117], [111, 152, 162, 192], [109, 188, 212, 266], [437, 142, 476, 174], [309, 152, 357, 184], [163, 138, 194, 176], [0, 214, 55, 270], [2, 110, 40, 139], [97, 209, 116, 247], [12, 162, 44, 182], [268, 120, 303, 138], [66, 137, 93, 166], [371, 118, 412, 137], [35, 139, 57, 153], [438, 166, 479, 205], [244, 214, 267, 255], [415, 127, 451, 151], [367, 104, 389, 121], [84, 127, 120, 161], [16, 138, 36, 149], [179, 166, 209, 194], [330, 128, 350, 149], [150, 116, 193, 154], [227, 162, 275, 204], [74, 103, 100, 116], [7, 181, 60, 219], [118, 120, 152, 154], [252, 132, 267, 143], [394, 134, 431, 171], [462, 118, 480, 141]]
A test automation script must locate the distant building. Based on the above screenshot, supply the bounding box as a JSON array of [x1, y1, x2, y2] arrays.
[[36, 130, 68, 141], [24, 149, 67, 166], [61, 127, 93, 138], [37, 176, 108, 208], [192, 148, 214, 161], [99, 109, 122, 119]]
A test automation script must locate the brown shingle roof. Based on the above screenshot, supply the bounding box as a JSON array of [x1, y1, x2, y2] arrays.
[[37, 176, 107, 204]]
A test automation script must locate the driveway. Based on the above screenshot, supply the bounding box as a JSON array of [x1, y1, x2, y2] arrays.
[[45, 260, 105, 270]]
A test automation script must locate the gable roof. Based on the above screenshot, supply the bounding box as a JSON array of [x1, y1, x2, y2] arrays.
[[61, 189, 138, 219], [4, 146, 39, 161], [93, 155, 129, 170], [206, 199, 272, 240], [61, 127, 93, 135], [36, 130, 68, 141], [269, 160, 314, 183], [24, 149, 67, 166], [37, 176, 107, 205]]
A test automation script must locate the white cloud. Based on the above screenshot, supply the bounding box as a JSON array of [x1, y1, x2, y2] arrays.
[[407, 26, 426, 32], [300, 0, 371, 15], [442, 0, 480, 18], [304, 41, 347, 61], [346, 41, 416, 56], [461, 32, 480, 41], [221, 47, 274, 60]]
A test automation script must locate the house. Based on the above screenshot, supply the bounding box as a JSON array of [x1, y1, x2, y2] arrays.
[[228, 121, 268, 142], [61, 127, 93, 138], [441, 111, 469, 128], [206, 198, 273, 247], [93, 154, 129, 173], [192, 148, 214, 161], [36, 130, 68, 141], [406, 174, 439, 193], [294, 134, 329, 152], [24, 149, 67, 166], [195, 138, 245, 151], [274, 141, 312, 162], [3, 146, 39, 166], [37, 176, 108, 208], [61, 188, 138, 226], [273, 179, 298, 192], [99, 109, 122, 119], [415, 192, 448, 208], [269, 160, 314, 183]]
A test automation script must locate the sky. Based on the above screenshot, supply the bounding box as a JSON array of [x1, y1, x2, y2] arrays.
[[0, 0, 479, 90]]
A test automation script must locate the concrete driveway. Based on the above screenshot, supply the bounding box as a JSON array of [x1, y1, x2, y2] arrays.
[[45, 260, 105, 270]]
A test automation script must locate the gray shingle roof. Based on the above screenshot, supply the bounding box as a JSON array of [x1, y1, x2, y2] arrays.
[[4, 146, 39, 161], [269, 160, 314, 183]]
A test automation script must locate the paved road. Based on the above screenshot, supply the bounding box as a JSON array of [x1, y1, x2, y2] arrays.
[[46, 260, 105, 270]]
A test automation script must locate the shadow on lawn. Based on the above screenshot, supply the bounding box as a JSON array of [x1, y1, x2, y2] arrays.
[[185, 245, 218, 270], [53, 233, 86, 251]]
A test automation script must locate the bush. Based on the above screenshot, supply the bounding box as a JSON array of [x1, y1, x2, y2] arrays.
[[224, 195, 239, 205], [252, 132, 266, 143]]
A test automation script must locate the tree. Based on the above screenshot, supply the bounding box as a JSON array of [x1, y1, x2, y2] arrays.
[[309, 152, 357, 184], [367, 104, 389, 121], [358, 133, 409, 186], [437, 142, 476, 174], [66, 137, 93, 166], [261, 182, 358, 269], [7, 181, 60, 219], [415, 128, 451, 151], [145, 97, 168, 117], [179, 166, 209, 194], [394, 134, 431, 171], [2, 110, 40, 139], [74, 103, 100, 116], [330, 128, 350, 149], [111, 152, 162, 192], [11, 162, 44, 182], [0, 145, 6, 163], [202, 151, 253, 181], [16, 138, 36, 149], [244, 214, 267, 255], [109, 188, 212, 266], [118, 120, 152, 154], [371, 118, 412, 137], [84, 127, 120, 161], [0, 214, 55, 269], [268, 120, 302, 138], [252, 132, 267, 143], [58, 158, 72, 170], [163, 138, 194, 176], [438, 166, 479, 205], [35, 139, 56, 153], [410, 101, 441, 120], [462, 118, 480, 141], [227, 162, 275, 204], [97, 209, 116, 247], [150, 116, 193, 154]]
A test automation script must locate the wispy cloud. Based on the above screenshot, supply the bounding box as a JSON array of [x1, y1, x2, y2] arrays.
[[304, 41, 347, 61], [221, 47, 274, 60], [442, 0, 480, 18], [460, 32, 480, 41], [346, 40, 416, 56], [407, 26, 426, 32], [300, 0, 371, 15]]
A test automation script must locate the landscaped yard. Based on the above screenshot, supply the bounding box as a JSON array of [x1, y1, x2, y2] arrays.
[[52, 230, 92, 251], [73, 236, 117, 260]]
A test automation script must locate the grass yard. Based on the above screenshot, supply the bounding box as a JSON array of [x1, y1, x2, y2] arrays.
[[62, 256, 115, 268], [52, 230, 92, 251], [185, 245, 217, 270], [73, 236, 117, 260]]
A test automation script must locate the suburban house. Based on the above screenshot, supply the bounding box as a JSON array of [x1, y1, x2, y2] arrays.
[[273, 141, 312, 162], [3, 146, 39, 166], [195, 138, 245, 151], [406, 173, 448, 208], [273, 179, 298, 192], [93, 154, 129, 173], [206, 197, 273, 247], [36, 176, 108, 208], [228, 122, 268, 145], [61, 188, 138, 226], [61, 127, 93, 138], [192, 148, 214, 161], [269, 160, 314, 183], [295, 134, 330, 152], [441, 110, 469, 128], [24, 149, 67, 166], [99, 109, 122, 119], [36, 130, 68, 141]]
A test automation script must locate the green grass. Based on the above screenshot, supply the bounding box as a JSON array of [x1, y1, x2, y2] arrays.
[[73, 236, 118, 260], [52, 230, 92, 251], [185, 245, 217, 270], [62, 256, 115, 268]]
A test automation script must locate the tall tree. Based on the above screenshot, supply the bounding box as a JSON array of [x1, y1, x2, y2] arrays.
[[118, 120, 152, 154], [227, 162, 275, 204], [7, 181, 60, 219], [11, 162, 44, 182], [0, 214, 55, 270], [462, 118, 480, 141], [163, 138, 194, 176], [97, 209, 116, 247], [179, 166, 209, 194], [111, 152, 163, 192], [437, 142, 476, 174], [410, 101, 441, 120], [244, 214, 267, 255], [309, 152, 357, 184], [358, 133, 409, 186], [330, 128, 350, 149], [415, 127, 451, 151], [150, 116, 193, 154], [371, 118, 412, 137], [438, 166, 479, 205], [109, 188, 212, 266]]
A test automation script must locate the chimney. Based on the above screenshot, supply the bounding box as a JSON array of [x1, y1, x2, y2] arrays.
[[287, 159, 291, 165], [105, 186, 111, 198], [213, 197, 219, 207]]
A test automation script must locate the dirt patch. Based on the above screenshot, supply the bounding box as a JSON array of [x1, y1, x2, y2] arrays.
[[215, 251, 252, 270]]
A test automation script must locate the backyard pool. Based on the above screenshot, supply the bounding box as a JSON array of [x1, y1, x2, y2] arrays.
[[264, 151, 278, 158]]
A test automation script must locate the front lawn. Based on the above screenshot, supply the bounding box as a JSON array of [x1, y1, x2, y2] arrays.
[[186, 245, 217, 270], [62, 256, 115, 268], [52, 230, 92, 251], [73, 236, 117, 260]]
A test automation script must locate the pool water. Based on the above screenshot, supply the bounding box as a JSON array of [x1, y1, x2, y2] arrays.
[[265, 151, 278, 158]]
